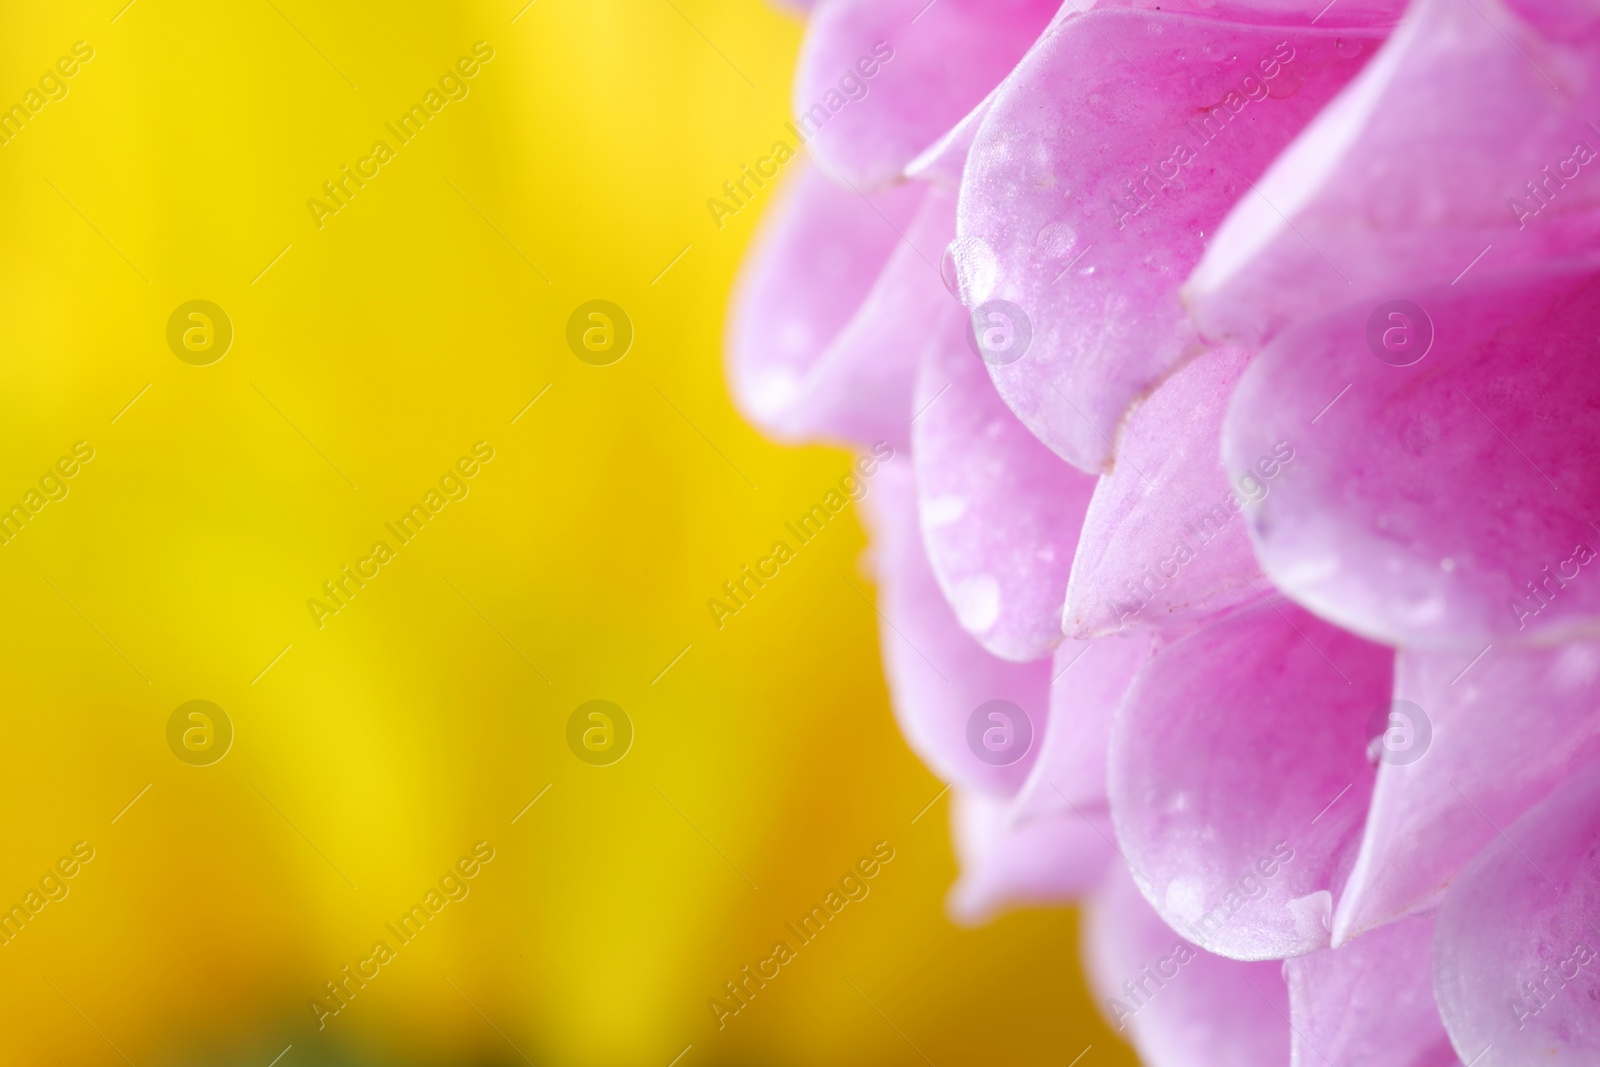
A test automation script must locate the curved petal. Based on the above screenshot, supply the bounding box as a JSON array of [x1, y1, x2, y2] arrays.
[[903, 87, 997, 189], [1224, 258, 1600, 652], [1110, 598, 1392, 960], [1083, 862, 1291, 1067], [1064, 344, 1264, 638], [954, 8, 1380, 471], [860, 462, 1053, 797], [1336, 642, 1600, 944], [947, 788, 1116, 924], [1188, 0, 1600, 347], [795, 0, 1059, 189], [1286, 916, 1460, 1067], [913, 305, 1098, 661], [726, 161, 942, 454], [1433, 754, 1600, 1065], [1011, 633, 1153, 819]]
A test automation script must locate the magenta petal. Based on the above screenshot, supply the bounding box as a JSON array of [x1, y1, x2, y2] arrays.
[[1224, 260, 1600, 652], [947, 788, 1115, 924], [795, 0, 1058, 189], [1433, 755, 1600, 1064], [727, 162, 941, 453], [1110, 599, 1392, 960], [1336, 643, 1600, 945], [913, 307, 1098, 661], [1011, 634, 1152, 819], [1083, 863, 1290, 1067], [860, 463, 1052, 797], [1064, 345, 1264, 638], [1286, 917, 1460, 1067], [1188, 0, 1600, 347], [954, 10, 1378, 471]]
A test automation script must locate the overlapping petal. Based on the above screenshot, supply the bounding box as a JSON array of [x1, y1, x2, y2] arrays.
[[1335, 641, 1600, 944], [1285, 916, 1460, 1067], [1064, 344, 1264, 639], [1188, 0, 1600, 346], [1110, 598, 1392, 959], [860, 463, 1052, 797], [955, 9, 1380, 471], [795, 0, 1059, 189], [726, 162, 943, 453], [1433, 755, 1600, 1064], [913, 305, 1098, 661], [1224, 259, 1600, 652], [1084, 863, 1291, 1067], [947, 788, 1116, 923], [1010, 633, 1152, 819]]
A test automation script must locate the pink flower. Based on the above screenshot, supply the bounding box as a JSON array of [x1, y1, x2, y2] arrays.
[[728, 0, 1600, 1062]]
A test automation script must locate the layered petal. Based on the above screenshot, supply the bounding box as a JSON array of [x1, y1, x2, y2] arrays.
[[795, 0, 1059, 188], [726, 162, 944, 453], [1110, 598, 1392, 959], [913, 304, 1098, 661], [1433, 755, 1600, 1064], [1224, 259, 1600, 652], [1011, 633, 1152, 820], [947, 788, 1116, 924], [1285, 916, 1460, 1067], [1188, 0, 1600, 346], [1084, 863, 1291, 1067], [954, 9, 1379, 471], [1064, 344, 1264, 638], [860, 462, 1052, 797], [1336, 641, 1600, 944]]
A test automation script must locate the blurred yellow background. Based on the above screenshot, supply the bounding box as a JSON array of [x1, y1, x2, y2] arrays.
[[0, 1, 1131, 1063]]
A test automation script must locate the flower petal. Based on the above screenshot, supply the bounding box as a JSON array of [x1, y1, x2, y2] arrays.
[[947, 788, 1116, 924], [1011, 634, 1153, 819], [1064, 344, 1265, 638], [913, 305, 1098, 661], [1188, 0, 1600, 347], [1433, 754, 1600, 1064], [955, 9, 1379, 471], [860, 462, 1053, 797], [1223, 259, 1600, 652], [795, 0, 1059, 189], [727, 164, 949, 453], [1083, 862, 1291, 1067], [1285, 916, 1460, 1067], [1110, 598, 1392, 960], [1335, 642, 1600, 945]]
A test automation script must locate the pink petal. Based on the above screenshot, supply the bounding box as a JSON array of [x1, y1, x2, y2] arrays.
[[1433, 754, 1600, 1064], [1064, 344, 1266, 638], [1188, 0, 1600, 347], [795, 0, 1059, 189], [860, 462, 1053, 797], [1336, 642, 1600, 945], [726, 161, 944, 454], [954, 10, 1379, 471], [1174, 0, 1406, 25], [903, 88, 997, 189], [947, 788, 1116, 924], [913, 305, 1099, 661], [1285, 916, 1461, 1067], [1083, 862, 1291, 1067], [1011, 633, 1153, 819], [1110, 598, 1392, 960], [1223, 259, 1600, 652]]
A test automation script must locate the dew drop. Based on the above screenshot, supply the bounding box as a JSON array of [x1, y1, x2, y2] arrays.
[[940, 241, 962, 297], [1335, 37, 1365, 59]]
